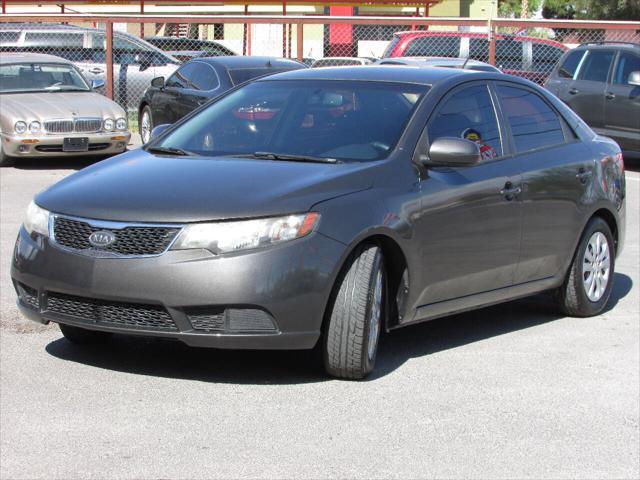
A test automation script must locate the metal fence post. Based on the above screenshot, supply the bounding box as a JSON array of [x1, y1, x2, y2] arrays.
[[105, 20, 114, 101], [296, 21, 303, 61], [488, 20, 496, 66]]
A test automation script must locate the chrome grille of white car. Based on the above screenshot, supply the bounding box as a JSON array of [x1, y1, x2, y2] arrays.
[[44, 118, 102, 134]]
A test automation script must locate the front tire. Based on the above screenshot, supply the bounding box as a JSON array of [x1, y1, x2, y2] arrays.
[[557, 217, 615, 317], [139, 105, 153, 144], [0, 143, 15, 167], [324, 245, 385, 380], [59, 324, 113, 345]]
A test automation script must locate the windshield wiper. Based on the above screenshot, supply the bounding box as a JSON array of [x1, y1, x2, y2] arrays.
[[253, 151, 341, 164], [146, 146, 195, 156]]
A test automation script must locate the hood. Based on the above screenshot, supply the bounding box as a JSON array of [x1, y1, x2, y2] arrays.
[[36, 149, 376, 223], [0, 92, 125, 125]]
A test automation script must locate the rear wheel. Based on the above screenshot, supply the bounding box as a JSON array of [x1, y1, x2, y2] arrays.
[[323, 245, 385, 380], [139, 105, 153, 144], [59, 324, 113, 345], [557, 217, 615, 317]]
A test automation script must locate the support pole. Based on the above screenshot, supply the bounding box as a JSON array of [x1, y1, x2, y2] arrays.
[[282, 0, 287, 58], [106, 21, 114, 101], [140, 0, 144, 37], [296, 22, 303, 61]]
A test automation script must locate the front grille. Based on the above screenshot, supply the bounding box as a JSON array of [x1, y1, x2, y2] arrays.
[[53, 216, 180, 257], [35, 143, 110, 153], [44, 118, 102, 134], [46, 292, 177, 331], [17, 283, 39, 310]]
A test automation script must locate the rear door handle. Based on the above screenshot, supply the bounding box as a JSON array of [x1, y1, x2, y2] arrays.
[[500, 182, 522, 201], [569, 88, 579, 95], [576, 168, 593, 183], [88, 67, 104, 74], [605, 92, 616, 100]]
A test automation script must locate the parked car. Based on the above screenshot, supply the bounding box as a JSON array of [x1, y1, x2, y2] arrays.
[[0, 23, 180, 109], [383, 31, 567, 84], [311, 57, 374, 68], [144, 36, 237, 62], [376, 56, 502, 72], [138, 56, 306, 143], [12, 66, 625, 379], [544, 42, 640, 159], [0, 53, 131, 167]]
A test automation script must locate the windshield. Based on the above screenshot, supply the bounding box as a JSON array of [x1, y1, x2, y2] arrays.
[[0, 62, 89, 93], [153, 80, 428, 162]]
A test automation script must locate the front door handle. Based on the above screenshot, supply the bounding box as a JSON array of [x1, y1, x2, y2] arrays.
[[89, 67, 104, 74], [569, 88, 579, 95], [605, 92, 616, 100], [576, 168, 593, 183], [500, 182, 522, 201]]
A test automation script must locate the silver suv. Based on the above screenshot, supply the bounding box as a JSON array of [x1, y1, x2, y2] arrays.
[[545, 42, 640, 159], [0, 23, 180, 110]]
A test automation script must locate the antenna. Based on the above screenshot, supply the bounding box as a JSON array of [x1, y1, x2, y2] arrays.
[[461, 56, 471, 70]]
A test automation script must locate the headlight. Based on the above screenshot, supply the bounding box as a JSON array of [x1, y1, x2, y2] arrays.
[[171, 213, 320, 254], [29, 121, 41, 134], [24, 201, 50, 237], [115, 117, 127, 131], [14, 121, 27, 134], [103, 118, 115, 131]]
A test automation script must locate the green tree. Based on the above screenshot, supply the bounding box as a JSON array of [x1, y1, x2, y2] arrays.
[[499, 0, 543, 18], [542, 0, 640, 20]]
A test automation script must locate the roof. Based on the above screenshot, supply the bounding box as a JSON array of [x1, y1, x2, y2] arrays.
[[195, 56, 305, 68], [575, 42, 640, 51], [0, 52, 72, 65], [258, 65, 480, 85]]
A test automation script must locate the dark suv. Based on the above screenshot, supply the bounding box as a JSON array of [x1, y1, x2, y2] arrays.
[[545, 42, 640, 159]]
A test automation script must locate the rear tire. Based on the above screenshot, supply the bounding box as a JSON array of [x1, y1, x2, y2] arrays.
[[557, 217, 615, 317], [59, 324, 113, 345], [139, 105, 153, 144], [324, 245, 385, 380]]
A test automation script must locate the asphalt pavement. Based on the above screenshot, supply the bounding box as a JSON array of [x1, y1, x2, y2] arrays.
[[0, 151, 638, 479]]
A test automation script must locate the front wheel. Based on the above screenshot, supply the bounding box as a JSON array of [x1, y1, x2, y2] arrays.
[[324, 245, 385, 380], [139, 105, 153, 144], [557, 217, 615, 317], [0, 143, 15, 167]]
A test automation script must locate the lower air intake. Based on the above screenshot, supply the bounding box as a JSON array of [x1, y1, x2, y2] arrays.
[[187, 308, 276, 332]]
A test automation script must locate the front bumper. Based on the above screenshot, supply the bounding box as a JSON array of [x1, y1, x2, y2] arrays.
[[11, 226, 345, 350], [1, 131, 131, 158]]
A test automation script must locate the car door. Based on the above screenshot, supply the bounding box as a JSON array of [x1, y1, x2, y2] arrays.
[[544, 48, 586, 97], [412, 82, 523, 308], [563, 49, 615, 131], [604, 50, 640, 152], [493, 82, 595, 284], [173, 61, 221, 120], [151, 63, 199, 125]]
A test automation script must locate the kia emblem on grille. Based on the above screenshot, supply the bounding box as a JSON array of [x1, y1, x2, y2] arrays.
[[88, 231, 116, 248]]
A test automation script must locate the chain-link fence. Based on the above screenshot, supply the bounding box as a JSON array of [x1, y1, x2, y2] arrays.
[[1, 14, 638, 132]]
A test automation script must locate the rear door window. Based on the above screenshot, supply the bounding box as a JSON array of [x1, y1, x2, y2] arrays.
[[558, 49, 586, 78], [428, 84, 502, 160], [577, 50, 615, 82], [496, 85, 566, 153], [468, 38, 524, 70], [24, 32, 84, 48], [612, 51, 640, 85], [405, 36, 460, 58]]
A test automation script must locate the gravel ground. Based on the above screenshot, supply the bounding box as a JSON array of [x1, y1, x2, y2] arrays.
[[0, 152, 638, 479]]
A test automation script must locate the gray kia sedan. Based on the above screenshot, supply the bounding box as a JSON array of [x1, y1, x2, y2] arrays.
[[12, 67, 626, 379]]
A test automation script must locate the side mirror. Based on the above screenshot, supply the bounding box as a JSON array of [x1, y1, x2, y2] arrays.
[[422, 137, 482, 168], [151, 76, 165, 89], [149, 124, 172, 141], [91, 78, 105, 90], [627, 71, 640, 86], [135, 52, 153, 70]]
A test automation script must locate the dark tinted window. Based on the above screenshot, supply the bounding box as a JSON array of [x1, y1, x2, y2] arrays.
[[497, 85, 565, 153], [428, 84, 502, 160], [24, 32, 84, 48], [613, 52, 640, 85], [469, 38, 523, 70], [558, 49, 585, 78], [382, 35, 401, 57], [191, 63, 219, 90], [228, 67, 297, 85], [532, 43, 565, 73], [166, 63, 198, 89], [405, 36, 460, 58], [0, 31, 20, 45], [578, 50, 614, 82]]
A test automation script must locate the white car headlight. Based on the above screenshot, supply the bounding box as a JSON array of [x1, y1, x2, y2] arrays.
[[29, 121, 41, 134], [115, 117, 127, 131], [14, 121, 27, 134], [172, 213, 320, 254], [103, 118, 115, 131], [24, 201, 50, 237]]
